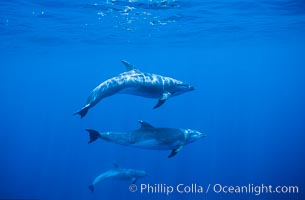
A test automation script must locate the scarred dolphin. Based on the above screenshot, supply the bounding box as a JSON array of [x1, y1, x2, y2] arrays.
[[74, 60, 194, 118], [89, 164, 147, 192], [86, 120, 206, 158]]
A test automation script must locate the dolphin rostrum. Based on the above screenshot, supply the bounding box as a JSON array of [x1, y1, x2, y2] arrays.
[[89, 164, 147, 192], [74, 60, 194, 118], [86, 120, 206, 158]]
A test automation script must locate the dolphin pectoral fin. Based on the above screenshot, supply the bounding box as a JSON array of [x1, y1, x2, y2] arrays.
[[86, 129, 101, 144], [168, 150, 178, 158], [121, 60, 135, 71], [89, 184, 94, 192], [153, 92, 171, 109], [168, 145, 184, 158], [73, 104, 90, 118], [153, 99, 166, 109], [131, 178, 137, 184]]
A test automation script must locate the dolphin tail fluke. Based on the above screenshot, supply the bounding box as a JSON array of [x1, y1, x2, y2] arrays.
[[89, 184, 94, 192], [73, 105, 89, 118], [131, 177, 138, 184], [86, 129, 100, 143]]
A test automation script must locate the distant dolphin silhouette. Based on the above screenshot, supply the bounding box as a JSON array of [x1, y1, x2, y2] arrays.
[[89, 164, 147, 192], [74, 60, 194, 118], [86, 120, 206, 158]]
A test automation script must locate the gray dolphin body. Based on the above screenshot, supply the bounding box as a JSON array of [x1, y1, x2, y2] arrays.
[[74, 61, 194, 118], [86, 121, 206, 158], [89, 166, 147, 192]]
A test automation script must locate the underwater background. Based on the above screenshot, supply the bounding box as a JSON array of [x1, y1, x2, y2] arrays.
[[1, 0, 305, 199]]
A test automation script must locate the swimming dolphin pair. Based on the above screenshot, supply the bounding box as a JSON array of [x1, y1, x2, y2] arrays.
[[74, 60, 194, 118], [73, 61, 204, 192], [86, 120, 206, 158], [89, 164, 147, 192]]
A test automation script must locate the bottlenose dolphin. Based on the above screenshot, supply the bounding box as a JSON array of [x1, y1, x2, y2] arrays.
[[74, 60, 194, 118], [86, 120, 206, 158], [89, 165, 147, 192]]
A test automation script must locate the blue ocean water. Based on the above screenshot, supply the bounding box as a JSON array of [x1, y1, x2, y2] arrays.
[[1, 0, 305, 200]]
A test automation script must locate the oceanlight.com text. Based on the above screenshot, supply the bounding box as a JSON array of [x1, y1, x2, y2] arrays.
[[129, 183, 299, 196], [213, 183, 299, 195]]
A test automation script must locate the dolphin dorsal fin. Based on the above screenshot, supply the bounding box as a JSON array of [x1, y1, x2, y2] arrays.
[[121, 60, 136, 71], [138, 120, 154, 129]]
